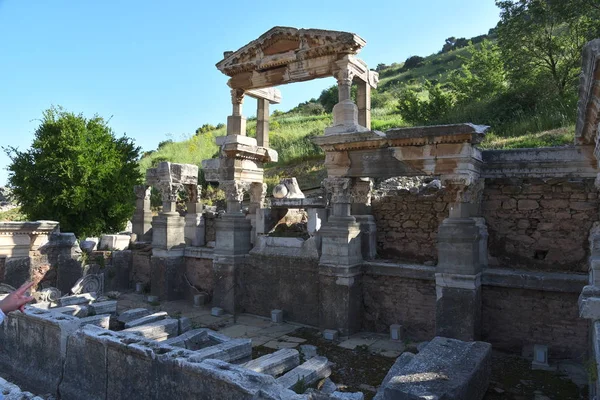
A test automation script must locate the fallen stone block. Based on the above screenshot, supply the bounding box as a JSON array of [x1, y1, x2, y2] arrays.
[[211, 307, 224, 317], [243, 348, 300, 377], [207, 329, 232, 344], [124, 311, 168, 329], [276, 356, 331, 390], [0, 376, 45, 400], [117, 308, 151, 324], [331, 392, 364, 400], [373, 352, 415, 400], [163, 328, 209, 349], [49, 304, 89, 317], [323, 329, 338, 341], [99, 234, 130, 251], [58, 292, 96, 306], [188, 338, 252, 363], [77, 314, 110, 329], [320, 377, 337, 394], [300, 344, 318, 360], [379, 337, 492, 400], [178, 316, 191, 334], [193, 293, 207, 307], [89, 300, 117, 315], [121, 318, 179, 340]]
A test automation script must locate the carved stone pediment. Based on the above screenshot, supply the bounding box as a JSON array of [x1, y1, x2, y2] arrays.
[[216, 26, 366, 77]]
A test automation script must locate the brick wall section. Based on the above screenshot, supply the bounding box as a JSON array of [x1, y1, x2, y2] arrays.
[[362, 273, 436, 340], [184, 257, 214, 294], [482, 286, 588, 359], [238, 254, 320, 326], [371, 189, 451, 263], [482, 178, 599, 272], [131, 249, 152, 287]]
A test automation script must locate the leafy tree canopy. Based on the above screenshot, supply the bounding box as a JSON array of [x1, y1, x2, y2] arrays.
[[4, 106, 142, 238], [496, 0, 600, 95]]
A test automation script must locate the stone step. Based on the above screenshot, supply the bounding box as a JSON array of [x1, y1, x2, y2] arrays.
[[276, 356, 331, 390], [188, 339, 252, 363], [89, 300, 117, 315], [58, 293, 96, 306], [49, 305, 89, 317], [242, 348, 300, 377], [124, 311, 168, 329], [117, 308, 151, 324], [163, 329, 209, 349], [121, 318, 179, 341]]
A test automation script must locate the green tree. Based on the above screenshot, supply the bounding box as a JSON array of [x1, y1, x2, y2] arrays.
[[396, 81, 455, 125], [496, 0, 600, 95], [4, 107, 141, 237], [448, 40, 507, 103]]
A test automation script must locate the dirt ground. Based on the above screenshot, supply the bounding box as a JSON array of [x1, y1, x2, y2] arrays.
[[254, 327, 588, 399]]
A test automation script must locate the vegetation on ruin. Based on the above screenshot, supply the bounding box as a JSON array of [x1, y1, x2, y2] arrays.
[[4, 106, 142, 237], [136, 0, 599, 188]]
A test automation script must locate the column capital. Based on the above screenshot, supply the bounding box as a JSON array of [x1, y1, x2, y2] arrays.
[[350, 178, 373, 206], [231, 88, 245, 105], [323, 177, 353, 204], [134, 185, 151, 200]]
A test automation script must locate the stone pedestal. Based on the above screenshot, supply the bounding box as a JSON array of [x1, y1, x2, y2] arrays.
[[318, 216, 362, 266], [151, 212, 185, 252], [435, 217, 482, 341], [319, 265, 362, 336], [212, 213, 252, 313], [318, 177, 363, 335]]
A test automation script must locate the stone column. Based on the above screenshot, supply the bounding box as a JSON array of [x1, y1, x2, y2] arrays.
[[132, 185, 152, 242], [351, 177, 376, 260], [435, 179, 485, 341], [151, 182, 186, 300], [184, 184, 205, 247], [356, 80, 371, 130], [325, 62, 367, 135], [318, 177, 363, 335], [227, 89, 246, 136], [212, 180, 252, 313], [247, 182, 266, 245], [256, 99, 269, 148]]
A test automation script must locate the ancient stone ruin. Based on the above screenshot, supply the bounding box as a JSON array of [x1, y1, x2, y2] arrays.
[[1, 28, 600, 400]]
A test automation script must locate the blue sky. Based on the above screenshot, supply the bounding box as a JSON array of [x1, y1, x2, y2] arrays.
[[0, 0, 500, 185]]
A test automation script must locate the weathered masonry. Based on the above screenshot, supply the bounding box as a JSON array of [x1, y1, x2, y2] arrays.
[[125, 30, 600, 359], [4, 29, 600, 398]]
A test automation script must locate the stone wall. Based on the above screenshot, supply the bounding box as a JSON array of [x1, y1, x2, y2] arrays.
[[482, 286, 588, 359], [371, 189, 451, 263], [131, 247, 152, 288], [184, 257, 214, 295], [482, 178, 599, 272], [205, 212, 218, 243], [238, 254, 320, 326], [362, 267, 436, 340]]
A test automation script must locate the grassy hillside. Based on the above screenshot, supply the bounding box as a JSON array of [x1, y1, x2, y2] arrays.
[[138, 32, 576, 187]]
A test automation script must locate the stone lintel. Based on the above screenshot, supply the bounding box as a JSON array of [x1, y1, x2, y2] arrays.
[[318, 264, 362, 278], [270, 197, 327, 209], [435, 272, 481, 292], [152, 248, 185, 258], [482, 145, 598, 178], [245, 87, 282, 104], [184, 246, 215, 259]]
